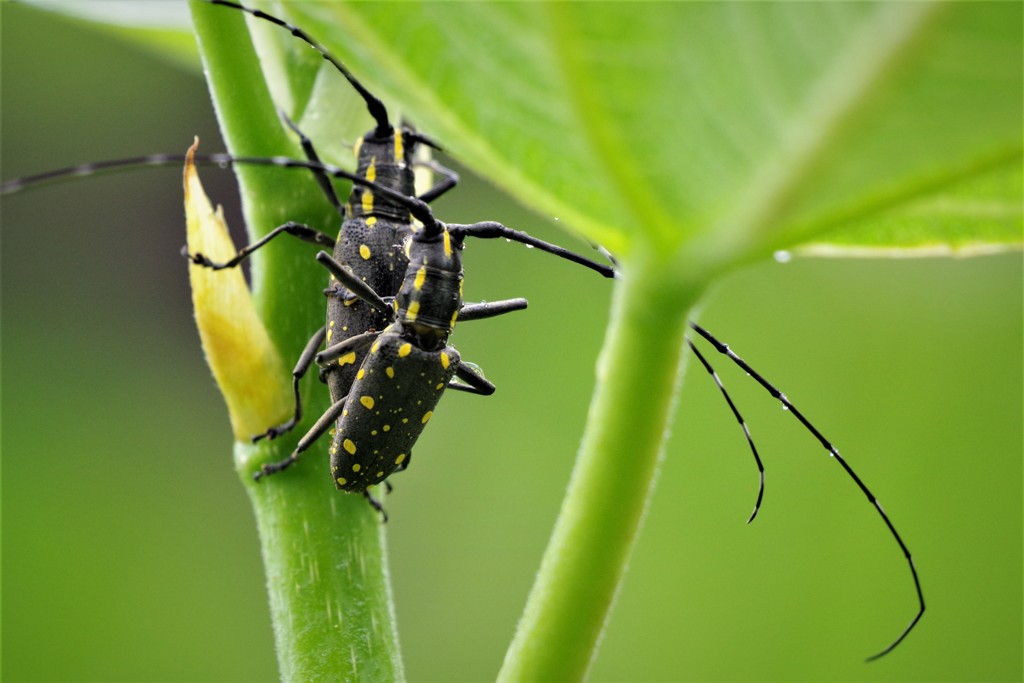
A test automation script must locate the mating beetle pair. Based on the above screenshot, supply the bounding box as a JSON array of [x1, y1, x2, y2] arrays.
[[1, 0, 924, 660], [184, 1, 615, 510]]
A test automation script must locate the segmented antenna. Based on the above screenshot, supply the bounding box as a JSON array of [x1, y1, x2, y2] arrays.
[[209, 0, 392, 138], [689, 321, 924, 661], [687, 339, 765, 523], [1, 155, 195, 195]]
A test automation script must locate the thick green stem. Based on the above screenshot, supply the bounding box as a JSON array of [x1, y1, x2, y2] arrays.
[[499, 251, 702, 682], [238, 443, 404, 682]]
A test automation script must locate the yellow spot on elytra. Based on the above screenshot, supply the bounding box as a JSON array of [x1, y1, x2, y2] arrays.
[[395, 453, 407, 465], [339, 351, 356, 367], [352, 463, 361, 472], [421, 411, 433, 424], [386, 367, 395, 378], [336, 477, 348, 486], [357, 368, 366, 379], [383, 424, 391, 432], [371, 339, 381, 353], [359, 244, 371, 260], [326, 329, 333, 342], [414, 266, 427, 290], [407, 300, 419, 321], [360, 396, 375, 410], [443, 230, 452, 257], [362, 163, 374, 215], [343, 439, 356, 455], [398, 343, 412, 358], [440, 352, 450, 369], [435, 382, 444, 390]]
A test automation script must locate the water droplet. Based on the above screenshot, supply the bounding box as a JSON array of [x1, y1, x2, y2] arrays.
[[774, 250, 792, 263]]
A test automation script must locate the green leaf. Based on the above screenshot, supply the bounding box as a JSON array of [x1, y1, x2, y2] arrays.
[[802, 160, 1023, 256], [285, 1, 1021, 274]]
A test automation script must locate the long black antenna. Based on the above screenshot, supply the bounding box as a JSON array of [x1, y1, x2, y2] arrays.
[[209, 0, 392, 138], [689, 321, 924, 661], [0, 144, 616, 280], [687, 339, 765, 523], [1, 155, 197, 195]]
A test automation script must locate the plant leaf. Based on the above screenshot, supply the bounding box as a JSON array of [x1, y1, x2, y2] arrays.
[[24, 1, 1022, 263], [801, 160, 1023, 256], [283, 1, 1021, 273]]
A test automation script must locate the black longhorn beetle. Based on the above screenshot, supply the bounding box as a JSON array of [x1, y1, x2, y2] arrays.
[[178, 1, 618, 510], [0, 0, 924, 661]]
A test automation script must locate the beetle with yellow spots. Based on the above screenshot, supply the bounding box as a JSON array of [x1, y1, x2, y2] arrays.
[[168, 2, 615, 512]]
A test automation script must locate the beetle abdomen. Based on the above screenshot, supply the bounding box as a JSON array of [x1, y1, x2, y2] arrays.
[[329, 325, 460, 491]]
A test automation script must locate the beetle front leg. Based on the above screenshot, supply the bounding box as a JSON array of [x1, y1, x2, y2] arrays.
[[184, 222, 335, 270], [254, 393, 348, 481]]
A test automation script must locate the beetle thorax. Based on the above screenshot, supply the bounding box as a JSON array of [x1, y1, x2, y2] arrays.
[[395, 230, 463, 348]]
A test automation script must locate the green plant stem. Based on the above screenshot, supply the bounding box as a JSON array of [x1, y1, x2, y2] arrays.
[[190, 2, 404, 680], [238, 443, 404, 682], [499, 251, 701, 682]]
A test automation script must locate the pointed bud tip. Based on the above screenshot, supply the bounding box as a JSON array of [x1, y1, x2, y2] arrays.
[[184, 143, 291, 440]]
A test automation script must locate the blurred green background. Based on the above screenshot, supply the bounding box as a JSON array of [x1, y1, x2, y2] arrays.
[[2, 4, 1021, 682]]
